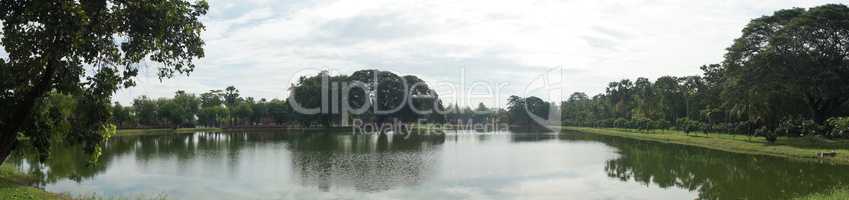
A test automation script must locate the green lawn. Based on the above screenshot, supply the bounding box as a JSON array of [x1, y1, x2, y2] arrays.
[[795, 188, 849, 200], [562, 127, 849, 165]]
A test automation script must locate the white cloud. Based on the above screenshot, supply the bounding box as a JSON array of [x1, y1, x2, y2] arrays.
[[114, 0, 848, 107]]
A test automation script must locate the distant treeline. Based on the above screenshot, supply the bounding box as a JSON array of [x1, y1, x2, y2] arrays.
[[561, 4, 849, 141], [107, 70, 547, 129], [94, 5, 849, 141]]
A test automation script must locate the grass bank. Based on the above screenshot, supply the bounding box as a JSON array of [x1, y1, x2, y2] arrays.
[[0, 165, 66, 200], [115, 128, 222, 136], [795, 188, 849, 200], [2, 165, 167, 200], [563, 127, 849, 165]]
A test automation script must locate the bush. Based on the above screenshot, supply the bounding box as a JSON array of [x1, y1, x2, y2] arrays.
[[595, 119, 614, 128], [755, 126, 777, 143], [632, 118, 652, 131], [676, 118, 699, 134], [777, 117, 825, 137], [712, 123, 729, 133], [614, 118, 629, 128], [701, 123, 713, 134], [651, 119, 670, 130], [734, 121, 754, 135], [827, 117, 849, 139]]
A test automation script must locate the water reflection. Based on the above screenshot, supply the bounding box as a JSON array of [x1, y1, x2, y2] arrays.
[[559, 132, 849, 200], [287, 133, 444, 192], [6, 130, 849, 199], [8, 131, 447, 193]]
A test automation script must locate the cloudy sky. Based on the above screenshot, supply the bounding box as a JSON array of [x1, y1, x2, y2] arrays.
[[114, 0, 845, 108]]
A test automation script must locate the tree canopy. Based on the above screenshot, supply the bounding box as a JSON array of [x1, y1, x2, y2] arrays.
[[0, 0, 209, 165], [561, 4, 849, 141]]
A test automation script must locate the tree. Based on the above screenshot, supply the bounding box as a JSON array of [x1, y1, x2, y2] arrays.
[[223, 86, 241, 126], [157, 98, 179, 127], [170, 90, 200, 127], [562, 92, 591, 126], [348, 70, 407, 126], [632, 78, 659, 120], [199, 105, 227, 127], [289, 71, 345, 127], [132, 96, 160, 127], [0, 0, 208, 164], [223, 86, 240, 107], [200, 90, 224, 108], [539, 5, 849, 139], [398, 75, 438, 123], [507, 96, 550, 128], [251, 98, 269, 125], [111, 102, 132, 128], [722, 4, 849, 125], [654, 76, 684, 123], [680, 76, 705, 121], [268, 99, 290, 125], [233, 102, 254, 126], [606, 79, 634, 119], [198, 90, 226, 127], [473, 102, 490, 124]]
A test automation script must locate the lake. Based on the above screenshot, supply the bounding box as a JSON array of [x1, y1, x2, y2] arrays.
[[7, 130, 849, 200]]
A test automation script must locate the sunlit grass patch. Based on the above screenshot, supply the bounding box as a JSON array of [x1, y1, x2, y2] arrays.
[[564, 127, 849, 165], [795, 188, 849, 200]]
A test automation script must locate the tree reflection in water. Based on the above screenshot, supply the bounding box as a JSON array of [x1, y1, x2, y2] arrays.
[[287, 132, 445, 192], [9, 130, 848, 199], [559, 132, 849, 200], [7, 131, 447, 192]]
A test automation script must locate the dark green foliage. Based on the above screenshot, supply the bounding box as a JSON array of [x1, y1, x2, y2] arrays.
[[827, 117, 849, 138], [676, 118, 700, 134], [776, 117, 822, 137], [288, 69, 449, 127], [0, 0, 209, 165], [561, 4, 849, 141], [506, 96, 551, 129], [113, 86, 298, 128]]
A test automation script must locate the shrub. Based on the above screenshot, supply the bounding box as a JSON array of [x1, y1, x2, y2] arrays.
[[676, 118, 699, 134], [734, 121, 754, 135], [713, 123, 728, 133], [755, 126, 777, 143], [632, 118, 651, 131], [776, 116, 824, 137], [596, 119, 614, 128], [701, 123, 713, 134], [827, 117, 849, 139], [614, 118, 629, 128]]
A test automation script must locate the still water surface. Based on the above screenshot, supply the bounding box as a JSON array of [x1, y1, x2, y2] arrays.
[[9, 130, 849, 200]]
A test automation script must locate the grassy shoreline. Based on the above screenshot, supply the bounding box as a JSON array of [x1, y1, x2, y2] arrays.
[[2, 165, 167, 200], [795, 188, 849, 200], [562, 126, 849, 165], [0, 165, 67, 200]]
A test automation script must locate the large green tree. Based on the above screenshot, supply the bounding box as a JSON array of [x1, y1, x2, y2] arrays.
[[723, 4, 849, 125], [507, 96, 550, 128], [0, 0, 208, 164]]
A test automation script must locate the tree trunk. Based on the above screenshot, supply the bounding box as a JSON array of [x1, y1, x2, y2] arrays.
[[813, 109, 826, 125], [0, 60, 57, 165], [0, 130, 19, 166], [811, 99, 842, 125]]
